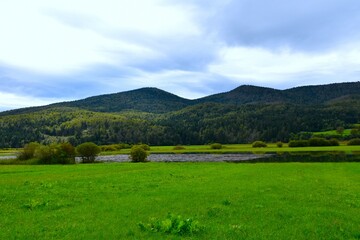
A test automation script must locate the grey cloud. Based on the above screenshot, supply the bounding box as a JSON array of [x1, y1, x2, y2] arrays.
[[186, 0, 360, 51], [44, 8, 220, 73], [0, 64, 111, 99]]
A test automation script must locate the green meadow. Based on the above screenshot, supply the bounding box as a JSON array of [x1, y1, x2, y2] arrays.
[[0, 162, 359, 239], [0, 149, 17, 156], [313, 129, 353, 137]]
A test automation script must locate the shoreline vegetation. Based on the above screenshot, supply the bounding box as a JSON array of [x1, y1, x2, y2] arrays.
[[1, 143, 360, 157], [1, 142, 360, 165]]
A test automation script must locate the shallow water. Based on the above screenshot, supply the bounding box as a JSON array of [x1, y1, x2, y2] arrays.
[[92, 153, 273, 163]]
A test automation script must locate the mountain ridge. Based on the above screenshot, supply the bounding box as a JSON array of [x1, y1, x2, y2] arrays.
[[1, 81, 360, 116], [0, 81, 359, 147]]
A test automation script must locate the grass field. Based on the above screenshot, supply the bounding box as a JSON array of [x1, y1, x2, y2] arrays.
[[313, 129, 352, 137], [0, 149, 18, 156], [100, 143, 360, 155], [0, 163, 359, 239]]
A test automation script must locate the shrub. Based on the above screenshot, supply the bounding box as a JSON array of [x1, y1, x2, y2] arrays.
[[140, 144, 151, 151], [309, 137, 330, 146], [308, 137, 340, 147], [100, 145, 117, 152], [276, 141, 283, 148], [173, 145, 186, 150], [328, 138, 340, 146], [252, 141, 267, 148], [210, 143, 222, 149], [348, 138, 360, 146], [336, 126, 345, 135], [57, 142, 76, 164], [34, 145, 53, 164], [288, 140, 309, 147], [17, 142, 41, 160], [351, 128, 360, 136], [130, 145, 148, 162], [117, 143, 131, 149], [76, 142, 101, 163], [35, 143, 75, 164]]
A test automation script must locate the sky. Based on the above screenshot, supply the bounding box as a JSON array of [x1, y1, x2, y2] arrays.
[[1, 0, 360, 111]]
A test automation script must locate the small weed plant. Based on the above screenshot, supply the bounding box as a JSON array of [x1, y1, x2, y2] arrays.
[[138, 213, 202, 236]]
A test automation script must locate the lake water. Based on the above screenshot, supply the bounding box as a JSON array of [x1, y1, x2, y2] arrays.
[[92, 153, 273, 163]]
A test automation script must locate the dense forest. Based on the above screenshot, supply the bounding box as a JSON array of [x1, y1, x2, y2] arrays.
[[0, 82, 359, 148]]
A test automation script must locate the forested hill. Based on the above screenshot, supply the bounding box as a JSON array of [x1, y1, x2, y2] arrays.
[[196, 82, 360, 105], [0, 87, 192, 116], [0, 82, 359, 147], [2, 82, 360, 116]]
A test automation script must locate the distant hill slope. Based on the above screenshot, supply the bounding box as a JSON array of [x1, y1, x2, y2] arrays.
[[196, 82, 360, 105], [196, 85, 285, 105], [1, 82, 360, 117], [285, 82, 360, 104], [57, 87, 192, 113], [0, 87, 192, 116]]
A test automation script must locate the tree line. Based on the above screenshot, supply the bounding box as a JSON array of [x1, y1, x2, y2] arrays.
[[0, 100, 359, 148]]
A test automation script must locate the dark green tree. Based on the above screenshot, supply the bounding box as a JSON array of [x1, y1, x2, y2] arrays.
[[76, 142, 101, 163], [130, 145, 148, 162]]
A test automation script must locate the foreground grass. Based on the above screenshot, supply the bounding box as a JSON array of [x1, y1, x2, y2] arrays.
[[0, 163, 359, 239]]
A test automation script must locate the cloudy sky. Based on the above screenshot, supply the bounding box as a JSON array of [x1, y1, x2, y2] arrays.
[[1, 0, 360, 111]]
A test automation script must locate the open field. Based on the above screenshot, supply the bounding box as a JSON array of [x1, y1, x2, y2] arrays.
[[0, 163, 359, 239], [0, 149, 18, 156], [100, 143, 360, 155], [313, 129, 352, 137]]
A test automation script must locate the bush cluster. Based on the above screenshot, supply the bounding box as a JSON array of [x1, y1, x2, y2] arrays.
[[288, 140, 309, 147], [17, 142, 41, 160], [173, 145, 186, 150], [17, 142, 75, 164], [37, 143, 76, 164], [210, 143, 222, 149], [347, 138, 360, 146], [76, 142, 101, 163], [139, 144, 151, 151], [289, 138, 339, 147], [309, 138, 339, 146], [252, 141, 267, 148], [130, 145, 149, 162], [101, 143, 131, 151]]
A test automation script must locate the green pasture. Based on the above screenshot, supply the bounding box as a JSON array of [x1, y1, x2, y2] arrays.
[[0, 163, 359, 239], [313, 129, 352, 137], [0, 149, 18, 156]]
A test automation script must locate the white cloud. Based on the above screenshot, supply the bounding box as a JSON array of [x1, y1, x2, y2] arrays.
[[0, 91, 63, 111], [209, 44, 360, 88], [0, 0, 197, 73], [1, 0, 360, 111]]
